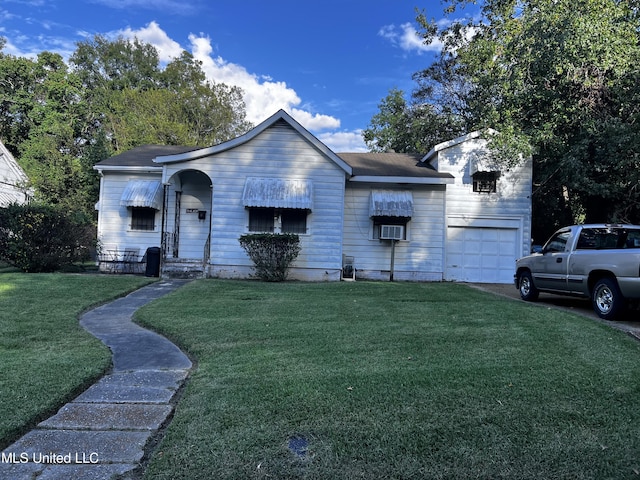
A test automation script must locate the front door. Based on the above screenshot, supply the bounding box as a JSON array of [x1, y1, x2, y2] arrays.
[[177, 171, 211, 260]]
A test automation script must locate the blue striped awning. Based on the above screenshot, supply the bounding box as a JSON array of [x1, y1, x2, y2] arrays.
[[369, 190, 413, 217], [120, 180, 163, 210], [243, 177, 313, 210]]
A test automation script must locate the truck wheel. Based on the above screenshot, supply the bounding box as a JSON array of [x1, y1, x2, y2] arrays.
[[518, 271, 539, 301], [592, 278, 626, 320]]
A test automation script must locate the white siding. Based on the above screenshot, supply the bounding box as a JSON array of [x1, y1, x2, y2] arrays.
[[0, 143, 30, 206], [96, 172, 163, 263], [435, 137, 533, 282], [163, 122, 347, 281], [342, 183, 446, 281]]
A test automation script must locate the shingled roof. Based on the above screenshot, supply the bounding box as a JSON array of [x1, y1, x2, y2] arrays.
[[337, 152, 453, 180], [95, 145, 203, 168], [95, 144, 453, 182]]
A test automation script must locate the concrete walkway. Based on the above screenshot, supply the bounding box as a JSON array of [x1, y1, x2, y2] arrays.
[[0, 280, 192, 480]]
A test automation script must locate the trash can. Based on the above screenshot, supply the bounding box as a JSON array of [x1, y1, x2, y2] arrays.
[[145, 247, 161, 277]]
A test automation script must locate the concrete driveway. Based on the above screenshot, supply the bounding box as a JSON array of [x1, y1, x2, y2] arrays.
[[471, 283, 640, 340]]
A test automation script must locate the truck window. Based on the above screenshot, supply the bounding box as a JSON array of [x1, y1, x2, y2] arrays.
[[544, 231, 571, 252], [576, 229, 597, 249], [625, 230, 640, 248], [577, 227, 640, 250]]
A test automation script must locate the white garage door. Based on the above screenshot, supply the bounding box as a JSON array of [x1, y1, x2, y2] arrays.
[[446, 227, 517, 283]]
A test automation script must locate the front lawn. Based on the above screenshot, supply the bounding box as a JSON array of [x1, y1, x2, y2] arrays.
[[0, 273, 153, 448], [136, 280, 640, 479]]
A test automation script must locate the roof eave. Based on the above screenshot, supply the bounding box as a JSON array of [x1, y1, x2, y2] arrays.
[[94, 165, 163, 174], [348, 175, 454, 184]]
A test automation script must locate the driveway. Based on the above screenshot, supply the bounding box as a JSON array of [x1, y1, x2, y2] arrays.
[[471, 283, 640, 340]]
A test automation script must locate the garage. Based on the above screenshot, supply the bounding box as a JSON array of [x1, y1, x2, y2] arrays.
[[445, 226, 518, 283]]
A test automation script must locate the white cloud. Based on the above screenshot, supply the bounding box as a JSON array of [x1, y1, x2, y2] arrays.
[[290, 108, 340, 131], [379, 22, 442, 54], [116, 21, 183, 63], [185, 32, 345, 133], [119, 24, 344, 131], [122, 25, 360, 147], [318, 130, 367, 153]]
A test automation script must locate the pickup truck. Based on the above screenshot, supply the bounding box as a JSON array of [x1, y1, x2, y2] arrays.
[[514, 224, 640, 320]]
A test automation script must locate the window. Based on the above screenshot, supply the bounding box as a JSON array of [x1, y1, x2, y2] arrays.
[[248, 208, 275, 232], [372, 216, 409, 240], [473, 171, 499, 193], [577, 228, 640, 250], [543, 231, 570, 252], [281, 210, 307, 234], [131, 207, 156, 231], [248, 208, 308, 234]]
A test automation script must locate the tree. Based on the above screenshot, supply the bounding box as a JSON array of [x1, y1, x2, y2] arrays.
[[414, 0, 640, 234], [70, 36, 252, 152], [0, 35, 251, 221], [363, 87, 465, 154]]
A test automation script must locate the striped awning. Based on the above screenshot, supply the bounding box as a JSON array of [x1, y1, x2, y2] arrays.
[[243, 177, 313, 210], [120, 180, 163, 210], [369, 190, 413, 217]]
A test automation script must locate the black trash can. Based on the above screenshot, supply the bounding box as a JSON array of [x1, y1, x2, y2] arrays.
[[145, 247, 161, 277]]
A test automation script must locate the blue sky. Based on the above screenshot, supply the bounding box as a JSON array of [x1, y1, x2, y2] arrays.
[[0, 0, 453, 151]]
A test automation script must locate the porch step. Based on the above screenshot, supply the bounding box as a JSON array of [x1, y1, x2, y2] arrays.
[[162, 259, 207, 279]]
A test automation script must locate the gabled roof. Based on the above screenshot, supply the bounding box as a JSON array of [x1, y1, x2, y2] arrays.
[[338, 152, 453, 185], [422, 129, 496, 164], [153, 110, 353, 175]]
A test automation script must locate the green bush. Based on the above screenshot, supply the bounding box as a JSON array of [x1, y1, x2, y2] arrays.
[[238, 233, 301, 281], [0, 203, 95, 272]]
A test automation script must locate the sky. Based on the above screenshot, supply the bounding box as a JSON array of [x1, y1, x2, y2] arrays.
[[0, 0, 452, 152]]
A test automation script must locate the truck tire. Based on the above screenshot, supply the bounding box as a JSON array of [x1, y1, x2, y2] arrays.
[[518, 270, 539, 301], [591, 278, 625, 320]]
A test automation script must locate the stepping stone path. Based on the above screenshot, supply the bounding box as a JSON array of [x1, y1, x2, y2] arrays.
[[1, 280, 192, 480]]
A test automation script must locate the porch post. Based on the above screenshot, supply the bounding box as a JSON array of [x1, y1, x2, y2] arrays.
[[160, 183, 169, 269]]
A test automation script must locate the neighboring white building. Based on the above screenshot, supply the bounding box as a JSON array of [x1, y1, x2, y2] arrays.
[[94, 110, 532, 283], [0, 140, 30, 206]]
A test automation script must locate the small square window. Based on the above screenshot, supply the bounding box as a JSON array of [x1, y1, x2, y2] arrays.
[[248, 208, 275, 232], [131, 207, 156, 231], [473, 171, 498, 193], [282, 210, 308, 234]]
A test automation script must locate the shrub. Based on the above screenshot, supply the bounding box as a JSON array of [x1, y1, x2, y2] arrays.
[[0, 203, 95, 272], [238, 233, 301, 281]]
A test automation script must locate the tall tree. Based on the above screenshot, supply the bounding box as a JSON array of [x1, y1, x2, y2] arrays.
[[70, 36, 251, 152], [1, 35, 251, 219], [363, 87, 464, 154], [415, 0, 640, 234]]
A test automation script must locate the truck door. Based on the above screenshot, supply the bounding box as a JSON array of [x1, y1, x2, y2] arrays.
[[533, 230, 571, 291]]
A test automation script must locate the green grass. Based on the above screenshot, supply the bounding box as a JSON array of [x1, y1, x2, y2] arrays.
[[135, 280, 640, 479], [0, 272, 153, 448]]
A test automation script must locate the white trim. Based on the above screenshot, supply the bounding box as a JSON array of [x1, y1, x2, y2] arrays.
[[95, 166, 163, 174], [349, 175, 454, 184]]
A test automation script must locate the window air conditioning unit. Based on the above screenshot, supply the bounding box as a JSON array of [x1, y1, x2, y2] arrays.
[[380, 225, 404, 240]]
